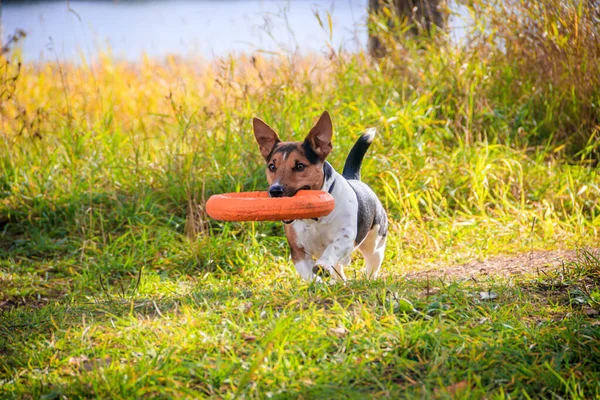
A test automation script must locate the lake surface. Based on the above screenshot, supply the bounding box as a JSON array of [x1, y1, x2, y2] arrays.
[[2, 0, 466, 62]]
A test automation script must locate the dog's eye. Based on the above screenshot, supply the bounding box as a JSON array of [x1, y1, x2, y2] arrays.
[[268, 163, 276, 172], [295, 163, 306, 172]]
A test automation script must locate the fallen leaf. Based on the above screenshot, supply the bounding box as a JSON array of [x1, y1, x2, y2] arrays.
[[480, 291, 498, 300], [330, 326, 348, 338], [69, 356, 112, 371], [435, 380, 469, 395], [420, 287, 441, 297], [68, 355, 89, 365], [583, 307, 599, 317], [87, 357, 112, 371], [242, 333, 257, 342]]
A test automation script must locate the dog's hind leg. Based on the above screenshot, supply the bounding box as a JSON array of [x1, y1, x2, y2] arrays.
[[358, 226, 386, 279]]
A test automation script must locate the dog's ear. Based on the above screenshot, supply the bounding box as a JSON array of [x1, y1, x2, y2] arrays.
[[253, 118, 281, 160], [305, 111, 333, 161]]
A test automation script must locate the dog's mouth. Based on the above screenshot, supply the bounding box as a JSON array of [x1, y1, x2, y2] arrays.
[[288, 186, 311, 197], [269, 186, 311, 198]]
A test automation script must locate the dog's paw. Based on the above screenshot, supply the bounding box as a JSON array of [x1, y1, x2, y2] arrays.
[[312, 265, 331, 278], [314, 263, 347, 282]]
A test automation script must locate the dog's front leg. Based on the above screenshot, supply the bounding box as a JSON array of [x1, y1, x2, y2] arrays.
[[285, 225, 319, 282], [293, 258, 320, 282], [315, 228, 355, 282]]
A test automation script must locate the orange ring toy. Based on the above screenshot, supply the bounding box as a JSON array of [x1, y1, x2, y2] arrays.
[[205, 191, 335, 222]]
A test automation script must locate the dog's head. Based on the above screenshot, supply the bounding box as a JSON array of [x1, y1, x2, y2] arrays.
[[253, 111, 333, 197]]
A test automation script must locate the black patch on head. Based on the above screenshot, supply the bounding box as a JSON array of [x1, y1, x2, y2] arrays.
[[267, 143, 299, 162], [266, 144, 279, 162], [274, 143, 298, 155], [323, 161, 333, 181], [301, 140, 320, 164]]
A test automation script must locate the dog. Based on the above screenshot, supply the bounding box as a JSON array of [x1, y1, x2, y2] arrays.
[[252, 111, 388, 282]]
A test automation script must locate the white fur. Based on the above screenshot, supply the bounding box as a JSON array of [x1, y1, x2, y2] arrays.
[[359, 225, 386, 279], [362, 128, 377, 144], [289, 169, 386, 282]]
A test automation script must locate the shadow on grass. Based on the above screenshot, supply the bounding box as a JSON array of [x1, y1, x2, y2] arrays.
[[0, 184, 290, 310], [1, 270, 600, 398]]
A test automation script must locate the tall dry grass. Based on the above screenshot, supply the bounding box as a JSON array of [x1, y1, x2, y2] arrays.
[[0, 1, 598, 266]]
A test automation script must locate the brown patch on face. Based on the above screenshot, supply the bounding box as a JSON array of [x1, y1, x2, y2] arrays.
[[285, 224, 307, 263], [266, 141, 325, 197]]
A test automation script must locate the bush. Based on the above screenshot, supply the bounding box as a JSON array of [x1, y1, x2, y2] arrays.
[[368, 0, 600, 159]]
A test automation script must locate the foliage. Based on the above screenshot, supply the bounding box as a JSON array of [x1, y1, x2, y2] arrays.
[[1, 2, 599, 398]]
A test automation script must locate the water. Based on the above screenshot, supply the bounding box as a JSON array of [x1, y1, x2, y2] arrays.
[[2, 0, 468, 63], [2, 0, 369, 62]]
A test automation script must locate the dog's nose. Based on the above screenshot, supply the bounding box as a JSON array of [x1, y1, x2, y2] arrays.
[[269, 185, 285, 198]]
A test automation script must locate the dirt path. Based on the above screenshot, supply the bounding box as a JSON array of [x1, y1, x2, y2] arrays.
[[405, 249, 597, 280]]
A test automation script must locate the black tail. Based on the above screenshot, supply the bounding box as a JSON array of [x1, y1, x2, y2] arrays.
[[342, 128, 376, 181]]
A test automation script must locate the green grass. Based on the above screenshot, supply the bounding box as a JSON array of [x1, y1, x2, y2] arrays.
[[1, 250, 599, 398], [1, 1, 600, 397]]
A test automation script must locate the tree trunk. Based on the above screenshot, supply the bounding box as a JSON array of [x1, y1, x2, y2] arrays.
[[395, 0, 444, 33], [368, 0, 445, 57], [368, 0, 387, 58]]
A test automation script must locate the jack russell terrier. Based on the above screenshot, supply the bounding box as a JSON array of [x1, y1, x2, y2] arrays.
[[253, 111, 388, 282]]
